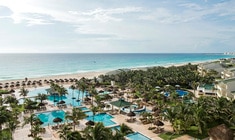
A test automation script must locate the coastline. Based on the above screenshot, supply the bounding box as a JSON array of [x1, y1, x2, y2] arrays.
[[0, 71, 108, 86], [0, 59, 211, 86]]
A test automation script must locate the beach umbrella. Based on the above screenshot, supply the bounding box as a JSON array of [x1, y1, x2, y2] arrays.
[[4, 85, 8, 88], [0, 83, 2, 85], [9, 89, 15, 93], [58, 100, 65, 104], [15, 83, 20, 87], [85, 120, 95, 126], [154, 120, 164, 127], [38, 102, 45, 106], [127, 111, 136, 117], [53, 117, 63, 123], [10, 85, 14, 88], [0, 86, 2, 89], [99, 90, 104, 93]]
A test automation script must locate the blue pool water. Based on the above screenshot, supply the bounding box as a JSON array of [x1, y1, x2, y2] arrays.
[[36, 110, 66, 126], [84, 111, 93, 116], [164, 90, 188, 97], [126, 132, 151, 140], [111, 125, 120, 131], [176, 90, 188, 97], [86, 113, 116, 126], [78, 106, 90, 111], [20, 87, 89, 106], [27, 88, 47, 97]]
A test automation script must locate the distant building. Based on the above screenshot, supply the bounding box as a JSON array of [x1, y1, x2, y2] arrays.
[[197, 62, 224, 77], [215, 78, 235, 100], [221, 67, 235, 79]]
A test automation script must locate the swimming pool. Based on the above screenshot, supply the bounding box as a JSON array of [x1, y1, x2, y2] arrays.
[[78, 106, 90, 111], [36, 110, 66, 126], [164, 90, 188, 97], [86, 113, 116, 126], [126, 132, 151, 140], [176, 90, 188, 97], [110, 125, 120, 131], [21, 87, 89, 106]]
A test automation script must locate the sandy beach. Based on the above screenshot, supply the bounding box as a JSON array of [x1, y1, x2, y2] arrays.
[[0, 70, 108, 86], [0, 60, 209, 86]]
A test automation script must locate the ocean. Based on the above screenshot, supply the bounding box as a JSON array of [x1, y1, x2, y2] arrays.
[[0, 53, 233, 81]]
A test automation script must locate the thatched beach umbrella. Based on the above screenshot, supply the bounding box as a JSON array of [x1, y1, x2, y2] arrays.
[[9, 89, 15, 93], [53, 117, 63, 123], [154, 120, 164, 127], [127, 111, 136, 118], [85, 120, 95, 126], [208, 124, 233, 140], [58, 100, 65, 104]]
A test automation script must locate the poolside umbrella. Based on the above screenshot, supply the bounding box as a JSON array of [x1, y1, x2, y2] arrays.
[[99, 90, 104, 93], [58, 100, 65, 104], [154, 120, 164, 127], [53, 117, 63, 123], [9, 89, 15, 93], [85, 120, 95, 126], [127, 111, 136, 117], [38, 102, 45, 106], [153, 111, 160, 117]]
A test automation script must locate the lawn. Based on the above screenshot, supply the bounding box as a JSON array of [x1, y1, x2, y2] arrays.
[[159, 126, 208, 140], [159, 132, 183, 140]]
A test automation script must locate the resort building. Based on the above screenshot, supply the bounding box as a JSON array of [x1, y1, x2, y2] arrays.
[[221, 67, 235, 79], [215, 78, 235, 100], [197, 61, 224, 77], [196, 84, 217, 96]]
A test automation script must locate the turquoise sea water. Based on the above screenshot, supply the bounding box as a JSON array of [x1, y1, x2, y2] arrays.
[[0, 53, 233, 81]]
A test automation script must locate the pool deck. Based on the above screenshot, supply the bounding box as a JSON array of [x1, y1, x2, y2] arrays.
[[12, 87, 176, 140]]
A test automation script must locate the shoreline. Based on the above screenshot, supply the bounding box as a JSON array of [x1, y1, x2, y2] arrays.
[[0, 58, 225, 85]]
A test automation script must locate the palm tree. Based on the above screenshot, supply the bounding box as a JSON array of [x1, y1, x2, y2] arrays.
[[90, 106, 99, 122], [58, 125, 72, 140], [19, 87, 29, 103], [3, 96, 19, 107], [0, 106, 11, 130], [190, 81, 199, 94], [88, 85, 98, 106], [111, 130, 125, 140], [69, 85, 76, 100], [83, 122, 112, 140], [76, 78, 88, 103], [22, 114, 40, 136], [119, 123, 133, 136], [57, 86, 68, 102], [30, 123, 43, 138], [36, 93, 47, 104], [67, 131, 84, 140], [65, 108, 86, 131]]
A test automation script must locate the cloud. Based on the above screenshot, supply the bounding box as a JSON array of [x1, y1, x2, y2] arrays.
[[0, 0, 234, 53], [0, 6, 12, 16]]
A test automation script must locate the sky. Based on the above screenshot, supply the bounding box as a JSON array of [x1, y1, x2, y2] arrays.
[[0, 0, 234, 53]]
